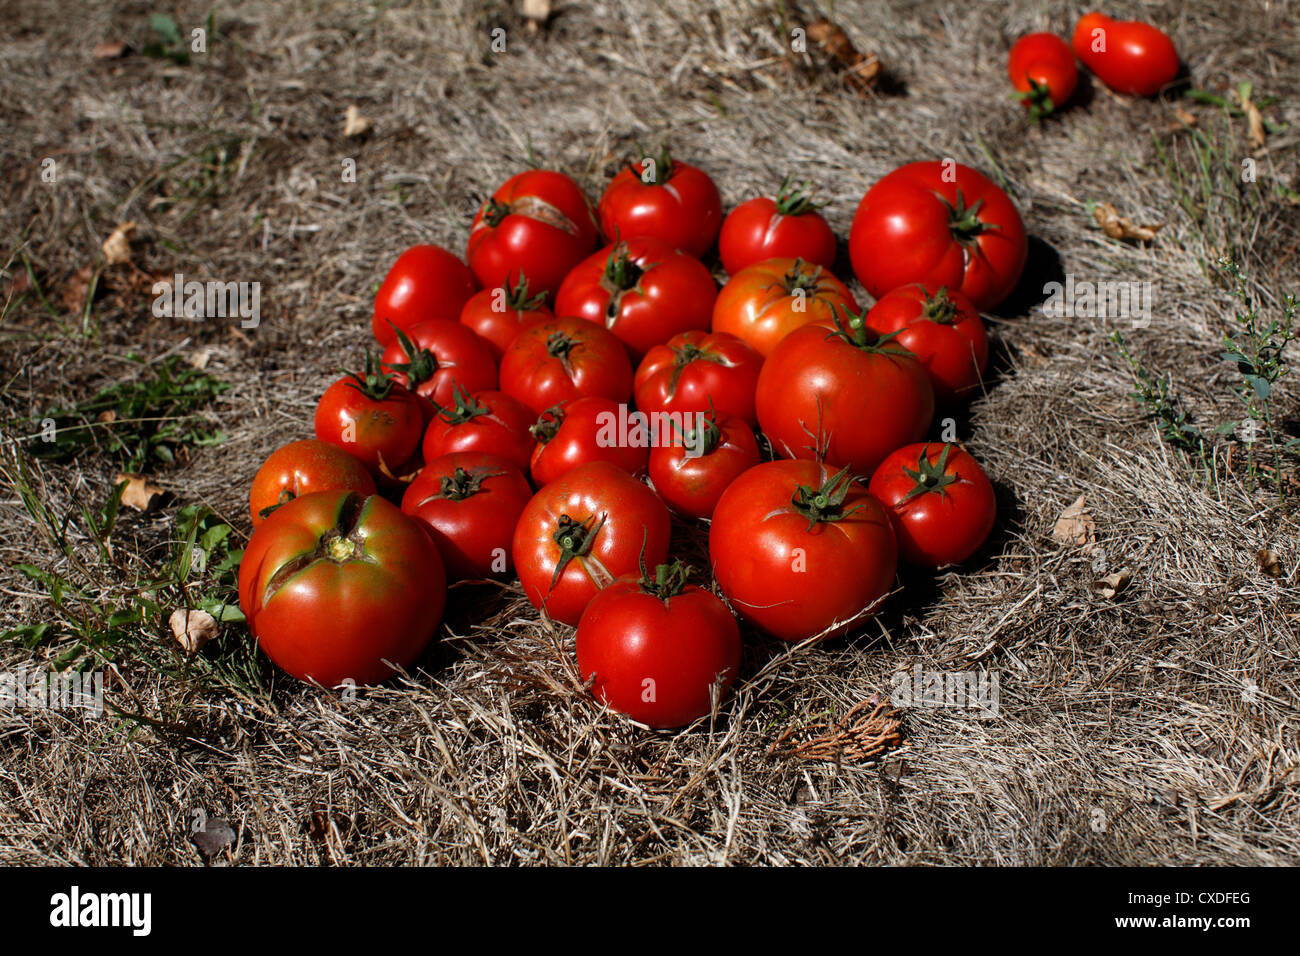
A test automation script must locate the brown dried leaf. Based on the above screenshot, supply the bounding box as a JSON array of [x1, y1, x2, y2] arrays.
[[522, 0, 552, 23], [343, 105, 372, 138], [94, 41, 129, 59], [1094, 567, 1133, 599], [96, 410, 116, 424], [101, 220, 136, 265], [115, 473, 163, 511], [1093, 202, 1162, 242], [1243, 100, 1266, 149], [170, 608, 218, 654], [806, 18, 881, 94], [59, 265, 95, 314], [1173, 104, 1197, 127], [1052, 494, 1096, 547], [1256, 549, 1281, 578]]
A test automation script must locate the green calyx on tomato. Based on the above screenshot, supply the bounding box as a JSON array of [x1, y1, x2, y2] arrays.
[[671, 403, 723, 456], [342, 351, 398, 401], [773, 175, 825, 216], [598, 243, 651, 324], [665, 341, 724, 396], [944, 189, 999, 246], [633, 146, 674, 186], [921, 286, 960, 325], [550, 512, 606, 587], [899, 443, 959, 503], [825, 306, 915, 355], [791, 464, 865, 529], [546, 331, 579, 371], [435, 465, 503, 502], [529, 405, 565, 444], [502, 272, 547, 312], [637, 558, 692, 602], [434, 383, 490, 424], [481, 197, 512, 228], [1012, 76, 1056, 122], [383, 322, 439, 389], [777, 258, 824, 295]]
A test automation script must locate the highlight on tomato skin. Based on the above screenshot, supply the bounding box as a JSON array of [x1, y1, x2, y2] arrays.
[[371, 244, 478, 348], [1070, 12, 1180, 98]]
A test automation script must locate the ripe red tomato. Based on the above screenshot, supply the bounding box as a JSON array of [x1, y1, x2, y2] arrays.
[[372, 245, 477, 347], [457, 274, 553, 362], [401, 452, 533, 581], [634, 330, 763, 428], [314, 356, 425, 476], [848, 161, 1028, 312], [864, 284, 989, 405], [648, 413, 760, 520], [421, 388, 537, 473], [499, 316, 634, 415], [466, 170, 599, 298], [1071, 13, 1179, 97], [709, 461, 897, 642], [249, 439, 377, 527], [712, 257, 858, 357], [718, 177, 837, 275], [756, 312, 935, 476], [597, 151, 722, 258], [379, 320, 498, 413], [512, 461, 671, 626], [868, 443, 996, 568], [576, 561, 741, 728], [555, 237, 717, 360], [1008, 33, 1078, 119], [529, 397, 649, 487], [238, 490, 446, 686]]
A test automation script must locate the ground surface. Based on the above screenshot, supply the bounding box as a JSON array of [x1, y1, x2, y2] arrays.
[[1, 0, 1298, 865]]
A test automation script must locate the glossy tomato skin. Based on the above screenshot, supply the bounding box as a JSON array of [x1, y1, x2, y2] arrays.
[[597, 157, 722, 258], [648, 415, 760, 520], [718, 190, 837, 275], [379, 320, 498, 413], [467, 170, 599, 298], [372, 245, 477, 347], [530, 397, 649, 487], [499, 316, 634, 415], [756, 318, 935, 476], [401, 452, 533, 581], [512, 462, 671, 626], [421, 389, 537, 473], [575, 574, 741, 728], [634, 330, 763, 428], [1008, 33, 1078, 115], [848, 162, 1028, 312], [458, 280, 553, 362], [712, 257, 858, 357], [238, 491, 446, 686], [1071, 13, 1179, 97], [868, 443, 996, 567], [314, 372, 425, 477], [555, 237, 717, 361], [865, 284, 989, 405], [249, 439, 377, 527], [709, 460, 897, 642]]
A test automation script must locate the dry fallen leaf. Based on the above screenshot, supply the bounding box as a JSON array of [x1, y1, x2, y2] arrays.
[[94, 40, 129, 59], [96, 410, 116, 424], [522, 0, 552, 28], [191, 817, 236, 859], [1173, 104, 1197, 127], [115, 473, 163, 511], [189, 348, 212, 370], [1094, 567, 1133, 599], [1052, 494, 1096, 547], [101, 220, 137, 265], [1093, 202, 1162, 242], [59, 265, 95, 314], [806, 19, 881, 94], [170, 608, 218, 653], [1243, 100, 1266, 150], [1256, 549, 1281, 578], [343, 105, 372, 138]]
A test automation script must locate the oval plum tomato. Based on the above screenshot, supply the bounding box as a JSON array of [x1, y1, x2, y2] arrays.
[[511, 461, 671, 626], [421, 387, 537, 473], [458, 274, 553, 362], [634, 330, 763, 429], [576, 561, 741, 729], [314, 355, 425, 477], [380, 320, 498, 414], [249, 439, 377, 527], [372, 244, 477, 348], [756, 312, 934, 476], [499, 315, 634, 415], [1008, 33, 1078, 119], [848, 161, 1028, 312], [648, 412, 760, 520], [530, 397, 649, 487], [865, 284, 989, 405], [238, 490, 447, 686], [401, 452, 533, 581], [868, 443, 996, 568], [555, 237, 717, 360], [1071, 13, 1179, 97], [709, 461, 897, 642], [597, 150, 722, 258], [712, 257, 858, 357], [467, 169, 599, 298], [718, 176, 837, 275]]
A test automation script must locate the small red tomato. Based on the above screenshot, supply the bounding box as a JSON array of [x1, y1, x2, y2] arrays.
[[249, 439, 377, 527], [576, 561, 741, 729], [314, 356, 425, 477], [1071, 13, 1179, 97], [718, 176, 837, 275], [868, 443, 996, 568], [458, 274, 553, 362], [499, 316, 634, 415], [421, 388, 537, 473], [1007, 33, 1079, 119], [597, 150, 722, 258], [634, 330, 764, 429], [555, 237, 717, 361], [379, 320, 498, 414], [865, 284, 989, 405], [372, 245, 477, 348], [712, 257, 858, 357], [467, 170, 599, 298], [529, 397, 649, 487], [648, 413, 760, 520], [401, 452, 533, 581]]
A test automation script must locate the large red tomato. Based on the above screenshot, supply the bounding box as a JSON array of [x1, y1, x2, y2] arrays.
[[466, 170, 599, 298], [634, 330, 763, 428], [529, 397, 649, 487], [597, 152, 722, 258], [421, 388, 537, 473], [379, 320, 498, 413], [718, 177, 837, 275], [249, 439, 377, 527], [314, 357, 425, 476], [1008, 33, 1078, 119], [648, 413, 760, 520], [709, 461, 897, 642], [457, 274, 553, 362], [372, 244, 477, 347], [1071, 13, 1179, 97], [848, 161, 1027, 311], [555, 237, 716, 360], [756, 312, 934, 476], [865, 284, 989, 405], [511, 461, 671, 626], [575, 562, 741, 729], [401, 452, 533, 581], [712, 257, 858, 357], [499, 316, 634, 415], [238, 490, 446, 686], [868, 443, 997, 568]]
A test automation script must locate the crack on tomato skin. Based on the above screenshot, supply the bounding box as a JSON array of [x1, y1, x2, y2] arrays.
[[505, 195, 581, 236], [259, 492, 372, 604]]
